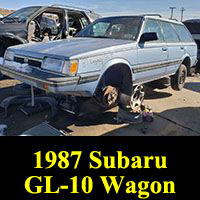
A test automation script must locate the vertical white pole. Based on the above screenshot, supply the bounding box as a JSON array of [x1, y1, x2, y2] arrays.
[[31, 86, 35, 107]]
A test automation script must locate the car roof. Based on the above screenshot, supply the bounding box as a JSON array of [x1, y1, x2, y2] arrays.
[[97, 15, 184, 25], [184, 19, 200, 23], [143, 15, 183, 25], [51, 4, 94, 13]]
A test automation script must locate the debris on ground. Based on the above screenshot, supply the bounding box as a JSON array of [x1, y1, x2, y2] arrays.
[[115, 108, 143, 124], [0, 95, 58, 118], [141, 104, 154, 122], [20, 121, 66, 136], [114, 103, 154, 125], [0, 124, 7, 136]]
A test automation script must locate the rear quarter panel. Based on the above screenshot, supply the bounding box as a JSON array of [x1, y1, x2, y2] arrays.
[[183, 42, 198, 66]]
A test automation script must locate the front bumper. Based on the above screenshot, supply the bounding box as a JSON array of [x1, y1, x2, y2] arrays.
[[0, 64, 81, 95]]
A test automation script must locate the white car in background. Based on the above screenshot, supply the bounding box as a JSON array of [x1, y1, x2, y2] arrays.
[[0, 14, 4, 19]]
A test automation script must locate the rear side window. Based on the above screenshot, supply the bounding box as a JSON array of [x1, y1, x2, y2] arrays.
[[143, 19, 164, 42], [160, 21, 180, 42], [173, 24, 194, 43]]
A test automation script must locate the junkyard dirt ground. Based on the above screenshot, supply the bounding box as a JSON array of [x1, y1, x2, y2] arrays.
[[0, 76, 199, 136]]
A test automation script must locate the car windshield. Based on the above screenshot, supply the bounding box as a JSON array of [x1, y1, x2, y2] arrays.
[[1, 6, 41, 23], [76, 16, 142, 41]]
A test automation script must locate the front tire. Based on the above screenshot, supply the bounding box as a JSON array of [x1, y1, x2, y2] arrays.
[[171, 64, 187, 91]]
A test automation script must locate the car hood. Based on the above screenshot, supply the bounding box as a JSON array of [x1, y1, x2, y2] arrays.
[[10, 37, 135, 59]]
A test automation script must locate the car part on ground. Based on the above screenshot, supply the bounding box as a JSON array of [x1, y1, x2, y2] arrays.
[[130, 85, 145, 111], [0, 95, 58, 118], [115, 108, 143, 124], [115, 103, 154, 124], [20, 121, 65, 136]]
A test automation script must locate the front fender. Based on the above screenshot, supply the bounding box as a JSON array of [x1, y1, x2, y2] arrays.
[[91, 58, 134, 95], [98, 58, 134, 82]]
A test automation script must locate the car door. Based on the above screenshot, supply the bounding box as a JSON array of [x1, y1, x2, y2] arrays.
[[136, 18, 168, 83], [159, 21, 183, 75]]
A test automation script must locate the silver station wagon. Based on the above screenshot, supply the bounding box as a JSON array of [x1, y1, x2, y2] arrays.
[[0, 15, 198, 113]]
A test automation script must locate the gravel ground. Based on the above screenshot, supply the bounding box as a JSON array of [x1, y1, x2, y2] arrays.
[[0, 76, 199, 136]]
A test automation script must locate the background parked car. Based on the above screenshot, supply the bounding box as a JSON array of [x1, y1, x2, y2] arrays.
[[184, 19, 200, 72], [0, 14, 3, 19], [0, 4, 100, 57]]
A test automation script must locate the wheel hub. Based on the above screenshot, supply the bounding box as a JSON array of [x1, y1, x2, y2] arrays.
[[130, 85, 145, 110], [103, 86, 119, 106], [179, 70, 186, 84]]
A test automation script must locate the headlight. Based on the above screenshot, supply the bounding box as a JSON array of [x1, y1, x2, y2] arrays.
[[42, 57, 64, 73], [63, 60, 79, 75], [42, 57, 78, 75], [4, 50, 15, 61]]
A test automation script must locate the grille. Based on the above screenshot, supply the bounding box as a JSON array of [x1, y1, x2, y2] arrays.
[[14, 56, 42, 68], [14, 56, 24, 64], [28, 59, 42, 67]]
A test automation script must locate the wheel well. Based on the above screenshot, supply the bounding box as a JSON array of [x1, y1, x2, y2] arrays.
[[182, 57, 191, 69], [95, 63, 132, 93]]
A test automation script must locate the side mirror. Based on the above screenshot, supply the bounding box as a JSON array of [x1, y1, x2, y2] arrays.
[[140, 32, 158, 43]]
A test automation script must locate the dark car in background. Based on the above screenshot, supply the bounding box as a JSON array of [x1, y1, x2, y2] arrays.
[[184, 19, 200, 71], [0, 4, 100, 57]]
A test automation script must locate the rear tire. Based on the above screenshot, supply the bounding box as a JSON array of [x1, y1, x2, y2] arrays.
[[171, 64, 187, 91]]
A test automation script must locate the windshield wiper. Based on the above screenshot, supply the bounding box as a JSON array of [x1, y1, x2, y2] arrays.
[[90, 36, 110, 39], [75, 35, 110, 39]]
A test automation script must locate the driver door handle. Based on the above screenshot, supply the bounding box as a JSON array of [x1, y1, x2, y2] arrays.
[[162, 47, 168, 52]]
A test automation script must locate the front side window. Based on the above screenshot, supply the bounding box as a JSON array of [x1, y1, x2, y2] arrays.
[[160, 21, 180, 42], [143, 19, 164, 42], [173, 24, 194, 43], [76, 17, 142, 41]]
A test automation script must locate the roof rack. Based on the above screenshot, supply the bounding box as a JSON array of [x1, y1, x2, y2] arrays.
[[142, 14, 162, 17], [51, 4, 92, 13], [169, 18, 179, 22]]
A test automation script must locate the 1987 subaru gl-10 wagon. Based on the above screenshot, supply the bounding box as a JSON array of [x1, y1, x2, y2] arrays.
[[0, 15, 198, 113]]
